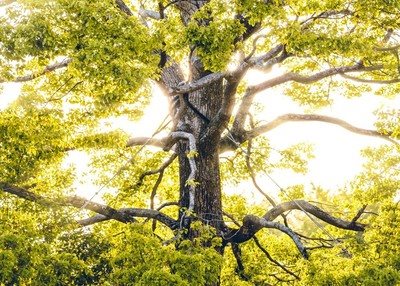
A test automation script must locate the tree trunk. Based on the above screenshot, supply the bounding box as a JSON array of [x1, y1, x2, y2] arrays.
[[174, 70, 225, 286], [178, 75, 225, 232]]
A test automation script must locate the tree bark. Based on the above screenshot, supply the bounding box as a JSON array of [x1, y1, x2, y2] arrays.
[[177, 72, 225, 235]]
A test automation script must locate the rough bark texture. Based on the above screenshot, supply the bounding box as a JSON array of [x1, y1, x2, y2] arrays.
[[176, 65, 225, 235]]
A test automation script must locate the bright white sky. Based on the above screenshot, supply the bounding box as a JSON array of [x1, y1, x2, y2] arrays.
[[1, 69, 398, 203]]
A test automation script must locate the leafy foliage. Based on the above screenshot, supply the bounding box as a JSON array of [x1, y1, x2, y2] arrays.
[[0, 0, 400, 285]]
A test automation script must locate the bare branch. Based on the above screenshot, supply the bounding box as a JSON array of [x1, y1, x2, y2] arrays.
[[259, 218, 308, 258], [222, 200, 364, 256], [139, 8, 161, 19], [251, 63, 381, 95], [243, 35, 267, 62], [263, 200, 365, 231], [222, 113, 398, 152], [156, 201, 179, 211], [248, 44, 285, 67], [150, 171, 164, 210], [341, 73, 400, 84], [232, 63, 382, 135], [248, 114, 398, 145], [170, 72, 226, 95], [223, 211, 241, 226], [115, 0, 133, 16], [351, 205, 368, 224], [0, 182, 178, 229], [78, 207, 179, 228], [245, 137, 277, 206], [134, 153, 177, 189], [0, 58, 71, 83], [253, 236, 300, 280], [169, 45, 284, 97], [78, 214, 111, 226], [224, 215, 308, 258], [231, 243, 250, 281], [126, 137, 169, 148]]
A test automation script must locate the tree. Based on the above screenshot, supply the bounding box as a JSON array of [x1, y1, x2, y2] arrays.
[[0, 0, 400, 285]]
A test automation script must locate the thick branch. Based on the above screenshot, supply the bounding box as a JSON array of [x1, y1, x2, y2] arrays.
[[0, 182, 178, 229], [223, 215, 308, 258], [232, 63, 382, 135], [249, 114, 398, 144], [221, 113, 398, 152], [222, 200, 364, 256], [115, 0, 133, 16], [263, 200, 365, 231], [259, 218, 308, 259], [232, 243, 249, 281], [374, 44, 400, 52], [139, 9, 161, 19], [248, 44, 285, 67], [78, 207, 178, 228], [126, 137, 169, 148], [252, 63, 381, 95], [78, 214, 111, 226], [0, 58, 71, 83], [170, 72, 226, 95], [169, 45, 284, 97]]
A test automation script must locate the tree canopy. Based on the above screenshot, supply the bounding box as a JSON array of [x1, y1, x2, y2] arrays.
[[0, 0, 400, 285]]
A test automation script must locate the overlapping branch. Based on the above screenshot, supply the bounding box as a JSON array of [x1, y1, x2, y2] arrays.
[[253, 236, 300, 280], [232, 63, 382, 134], [134, 153, 177, 189], [222, 200, 365, 258]]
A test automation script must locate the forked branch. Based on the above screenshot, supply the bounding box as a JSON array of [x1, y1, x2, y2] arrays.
[[222, 200, 365, 258], [133, 153, 178, 189], [232, 63, 382, 133], [253, 236, 300, 280]]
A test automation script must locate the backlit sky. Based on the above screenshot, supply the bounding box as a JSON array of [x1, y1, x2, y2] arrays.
[[0, 2, 398, 204], [1, 69, 398, 203]]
